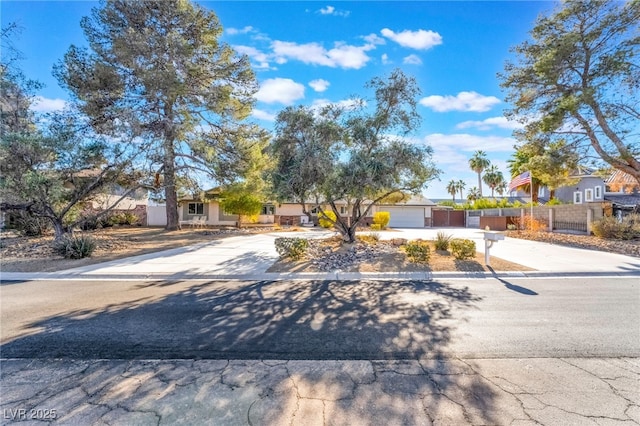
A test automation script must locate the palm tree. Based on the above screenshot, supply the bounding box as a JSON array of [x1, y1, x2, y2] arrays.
[[446, 180, 458, 203], [456, 179, 466, 202], [482, 165, 505, 198], [469, 150, 490, 197], [496, 179, 508, 197], [467, 186, 481, 203]]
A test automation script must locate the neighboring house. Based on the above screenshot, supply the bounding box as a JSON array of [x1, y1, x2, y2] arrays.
[[513, 168, 606, 205], [603, 170, 640, 219], [177, 189, 438, 228]]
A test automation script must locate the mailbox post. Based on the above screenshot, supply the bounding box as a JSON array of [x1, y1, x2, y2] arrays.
[[483, 231, 505, 266]]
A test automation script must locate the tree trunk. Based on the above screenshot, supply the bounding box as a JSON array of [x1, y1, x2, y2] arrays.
[[52, 217, 66, 241], [163, 112, 180, 231]]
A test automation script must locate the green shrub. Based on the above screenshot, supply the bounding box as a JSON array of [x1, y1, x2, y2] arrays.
[[373, 211, 390, 229], [318, 210, 337, 228], [450, 238, 476, 260], [592, 215, 639, 240], [274, 237, 309, 260], [53, 234, 97, 259], [434, 231, 452, 251], [404, 239, 431, 263]]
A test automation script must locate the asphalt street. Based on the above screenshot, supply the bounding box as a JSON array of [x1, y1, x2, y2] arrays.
[[2, 277, 638, 360]]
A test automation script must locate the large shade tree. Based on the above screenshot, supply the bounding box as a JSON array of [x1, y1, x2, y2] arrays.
[[55, 0, 265, 230], [500, 0, 640, 186], [271, 69, 440, 243]]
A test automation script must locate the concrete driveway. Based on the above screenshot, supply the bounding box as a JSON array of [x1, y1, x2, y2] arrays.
[[1, 227, 638, 281]]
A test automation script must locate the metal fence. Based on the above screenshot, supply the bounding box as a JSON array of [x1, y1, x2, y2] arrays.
[[551, 221, 588, 233]]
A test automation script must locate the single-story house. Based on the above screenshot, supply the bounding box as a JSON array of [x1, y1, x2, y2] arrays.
[[177, 189, 438, 228]]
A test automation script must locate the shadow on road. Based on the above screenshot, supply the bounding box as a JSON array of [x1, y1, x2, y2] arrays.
[[1, 279, 506, 424], [2, 279, 482, 360], [487, 267, 538, 296]]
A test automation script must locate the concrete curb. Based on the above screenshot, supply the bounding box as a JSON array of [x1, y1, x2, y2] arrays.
[[2, 270, 639, 282]]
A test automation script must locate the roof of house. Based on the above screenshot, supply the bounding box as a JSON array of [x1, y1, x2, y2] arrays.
[[604, 193, 640, 208], [605, 169, 639, 187], [378, 195, 437, 206]]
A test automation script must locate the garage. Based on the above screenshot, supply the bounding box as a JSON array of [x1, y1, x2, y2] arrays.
[[379, 206, 425, 228]]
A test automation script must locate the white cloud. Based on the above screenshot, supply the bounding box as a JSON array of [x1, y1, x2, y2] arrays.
[[381, 28, 442, 50], [456, 116, 524, 131], [251, 109, 277, 122], [272, 40, 373, 69], [31, 96, 67, 112], [362, 33, 386, 45], [381, 53, 391, 65], [423, 133, 515, 153], [312, 98, 364, 111], [255, 78, 305, 105], [403, 54, 422, 65], [419, 91, 501, 112], [233, 45, 272, 69], [226, 26, 254, 35], [318, 5, 350, 17], [309, 79, 330, 92]]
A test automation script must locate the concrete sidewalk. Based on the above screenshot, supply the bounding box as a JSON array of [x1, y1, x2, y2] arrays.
[[1, 228, 639, 281]]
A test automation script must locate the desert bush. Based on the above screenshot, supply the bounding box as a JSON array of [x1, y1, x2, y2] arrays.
[[370, 223, 382, 231], [434, 231, 452, 251], [318, 210, 337, 228], [359, 232, 380, 245], [372, 211, 390, 229], [53, 234, 97, 259], [274, 237, 309, 260], [514, 216, 547, 232], [13, 212, 51, 237], [404, 239, 431, 263], [449, 238, 476, 260], [592, 215, 639, 240]]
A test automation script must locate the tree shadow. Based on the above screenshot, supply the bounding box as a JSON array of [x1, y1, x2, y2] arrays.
[[1, 279, 505, 424]]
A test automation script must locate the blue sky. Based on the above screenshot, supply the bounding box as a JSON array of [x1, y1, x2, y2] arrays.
[[2, 1, 555, 199]]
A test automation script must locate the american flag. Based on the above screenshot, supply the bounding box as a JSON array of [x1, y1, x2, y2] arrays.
[[508, 171, 531, 192]]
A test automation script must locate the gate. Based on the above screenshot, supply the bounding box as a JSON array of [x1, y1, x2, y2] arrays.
[[433, 210, 465, 227]]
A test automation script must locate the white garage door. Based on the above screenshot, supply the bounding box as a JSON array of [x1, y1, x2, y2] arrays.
[[380, 207, 425, 228]]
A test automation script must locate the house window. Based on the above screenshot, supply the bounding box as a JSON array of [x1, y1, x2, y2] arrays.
[[538, 186, 546, 198], [261, 204, 275, 215], [310, 206, 320, 215], [188, 202, 204, 215], [585, 188, 594, 202], [594, 185, 602, 199], [339, 206, 348, 215], [573, 191, 582, 204]]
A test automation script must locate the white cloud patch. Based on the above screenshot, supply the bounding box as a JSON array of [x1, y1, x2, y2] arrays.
[[226, 26, 254, 35], [31, 96, 67, 112], [318, 5, 350, 17], [272, 40, 374, 69], [309, 79, 330, 92], [362, 33, 386, 45], [420, 91, 501, 112], [312, 98, 364, 111], [403, 54, 422, 65], [424, 133, 515, 153], [381, 53, 391, 65], [255, 78, 305, 105], [456, 116, 524, 131], [233, 45, 272, 69], [251, 109, 277, 122], [381, 28, 442, 50]]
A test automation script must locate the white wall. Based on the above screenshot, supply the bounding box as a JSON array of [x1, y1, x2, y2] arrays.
[[147, 205, 167, 226]]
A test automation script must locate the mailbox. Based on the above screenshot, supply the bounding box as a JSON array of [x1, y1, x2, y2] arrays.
[[482, 231, 504, 266], [483, 231, 505, 241]]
